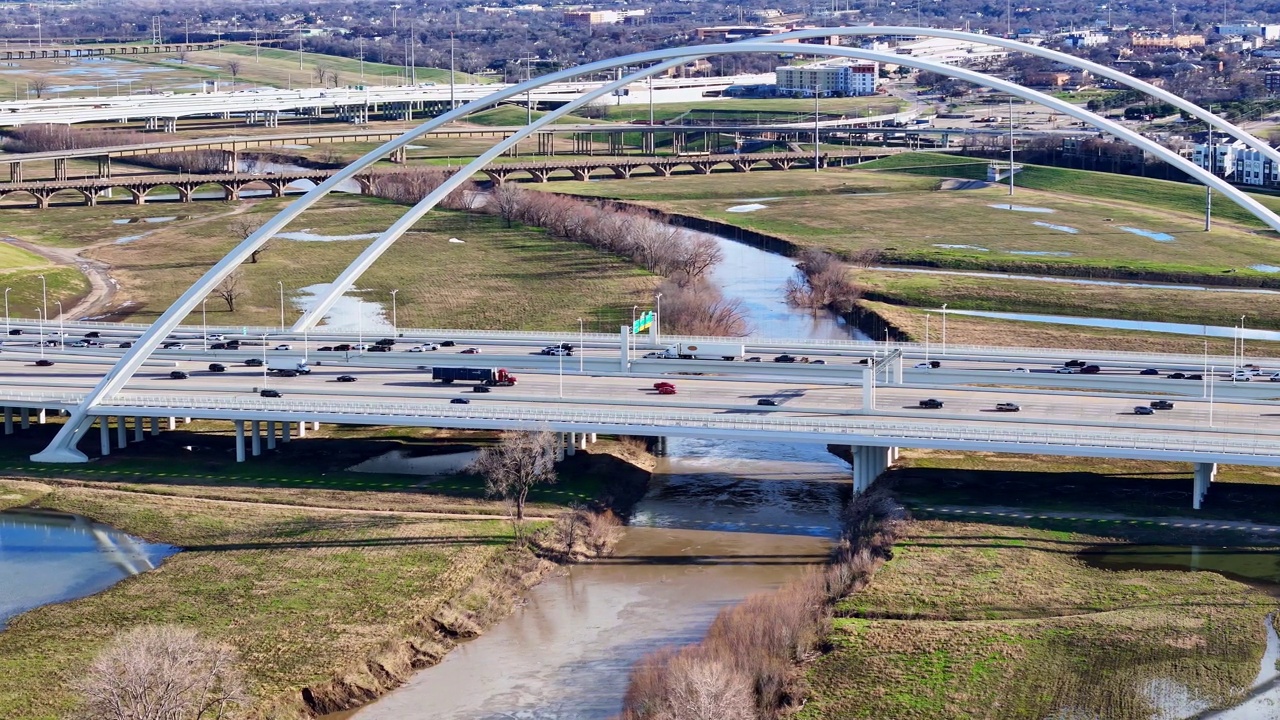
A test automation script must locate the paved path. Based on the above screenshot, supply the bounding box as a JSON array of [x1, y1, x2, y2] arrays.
[[911, 503, 1280, 535]]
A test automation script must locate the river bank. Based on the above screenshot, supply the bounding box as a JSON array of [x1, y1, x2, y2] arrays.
[[0, 437, 653, 720]]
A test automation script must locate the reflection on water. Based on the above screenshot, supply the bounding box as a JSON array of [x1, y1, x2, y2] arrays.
[[292, 283, 392, 333], [0, 509, 178, 628], [343, 439, 848, 719], [706, 230, 871, 342]]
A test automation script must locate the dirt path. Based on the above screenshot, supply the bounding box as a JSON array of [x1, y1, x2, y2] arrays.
[[912, 503, 1280, 535]]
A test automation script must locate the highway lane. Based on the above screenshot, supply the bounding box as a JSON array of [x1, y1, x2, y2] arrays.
[[5, 356, 1274, 441]]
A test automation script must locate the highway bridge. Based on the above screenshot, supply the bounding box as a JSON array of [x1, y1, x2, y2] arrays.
[[1, 317, 1273, 508]]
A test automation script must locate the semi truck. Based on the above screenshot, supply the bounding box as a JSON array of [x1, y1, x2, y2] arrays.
[[431, 367, 518, 386], [267, 357, 311, 375], [657, 342, 744, 361]]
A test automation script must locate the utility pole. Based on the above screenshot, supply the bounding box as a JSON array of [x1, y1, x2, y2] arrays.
[[254, 29, 259, 63], [814, 72, 821, 172], [1206, 109, 1214, 231], [409, 22, 416, 85], [298, 28, 304, 70], [449, 33, 456, 109], [358, 37, 364, 81], [1008, 94, 1015, 196], [185, 19, 189, 45]]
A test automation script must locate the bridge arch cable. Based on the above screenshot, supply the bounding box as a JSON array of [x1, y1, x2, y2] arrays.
[[28, 38, 1280, 463]]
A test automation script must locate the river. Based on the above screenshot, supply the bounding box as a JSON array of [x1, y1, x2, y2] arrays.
[[0, 509, 177, 629], [340, 227, 858, 719]]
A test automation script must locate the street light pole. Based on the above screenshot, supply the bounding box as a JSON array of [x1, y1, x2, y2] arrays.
[[631, 305, 639, 361], [202, 299, 208, 351], [654, 292, 662, 345], [578, 317, 584, 373], [35, 308, 44, 359], [4, 288, 9, 335], [924, 312, 930, 362], [390, 289, 399, 337], [558, 350, 564, 398], [36, 274, 46, 324], [1240, 314, 1246, 364], [940, 303, 947, 355], [55, 301, 63, 349], [277, 281, 285, 332], [261, 334, 269, 387]]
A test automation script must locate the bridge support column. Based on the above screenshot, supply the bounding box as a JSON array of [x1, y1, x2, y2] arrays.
[[566, 432, 576, 456], [266, 421, 276, 450], [251, 420, 261, 457], [235, 420, 246, 463], [1193, 462, 1217, 510], [97, 156, 112, 178], [163, 118, 177, 133], [893, 356, 904, 385], [8, 161, 20, 183], [99, 417, 111, 457], [20, 408, 29, 430], [852, 445, 891, 494], [133, 416, 143, 442], [556, 434, 566, 461], [168, 416, 176, 430], [578, 433, 588, 451], [282, 421, 291, 444], [311, 421, 320, 431], [3, 407, 12, 435], [589, 433, 597, 444], [861, 367, 875, 410], [116, 416, 127, 449], [53, 157, 68, 181], [297, 421, 306, 438], [35, 408, 46, 425], [150, 416, 159, 436]]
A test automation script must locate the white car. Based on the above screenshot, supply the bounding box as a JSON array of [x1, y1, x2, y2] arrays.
[[353, 343, 369, 351], [206, 334, 227, 341], [70, 340, 88, 348], [407, 345, 425, 353], [1232, 371, 1252, 381], [544, 347, 571, 356], [913, 362, 931, 369], [643, 351, 664, 359], [1270, 373, 1280, 382], [274, 344, 292, 351], [1010, 367, 1029, 373], [1056, 366, 1080, 374]]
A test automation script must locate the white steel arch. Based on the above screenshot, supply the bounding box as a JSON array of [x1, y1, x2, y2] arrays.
[[30, 40, 1280, 462]]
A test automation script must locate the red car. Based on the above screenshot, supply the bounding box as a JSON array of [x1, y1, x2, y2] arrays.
[[652, 381, 675, 390], [657, 385, 677, 395]]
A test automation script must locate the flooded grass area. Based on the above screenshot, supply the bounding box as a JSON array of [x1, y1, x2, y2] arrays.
[[799, 519, 1275, 720]]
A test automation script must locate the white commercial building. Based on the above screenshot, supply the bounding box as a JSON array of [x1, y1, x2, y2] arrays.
[[775, 61, 878, 96], [1214, 24, 1280, 40], [1192, 139, 1280, 186]]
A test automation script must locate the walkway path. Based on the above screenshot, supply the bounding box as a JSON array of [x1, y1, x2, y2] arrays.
[[912, 503, 1280, 535]]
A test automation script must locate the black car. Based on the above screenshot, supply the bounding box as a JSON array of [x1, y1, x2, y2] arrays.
[[7, 329, 22, 335], [208, 363, 226, 373], [919, 398, 944, 409], [1167, 372, 1186, 380], [260, 389, 282, 398], [1065, 360, 1087, 367], [336, 375, 357, 382], [745, 356, 762, 362], [1134, 406, 1155, 415], [333, 344, 352, 352], [210, 343, 228, 350], [473, 385, 491, 393], [244, 358, 264, 367], [757, 398, 778, 406], [119, 341, 133, 349], [276, 369, 298, 378], [440, 340, 456, 347], [169, 371, 189, 380], [1139, 368, 1159, 375], [226, 340, 241, 349], [369, 345, 392, 352], [317, 346, 334, 352], [34, 359, 54, 366], [1186, 374, 1203, 381], [1080, 365, 1101, 374], [84, 331, 100, 338], [774, 354, 797, 363], [1150, 400, 1175, 410], [375, 338, 396, 346], [450, 397, 471, 404]]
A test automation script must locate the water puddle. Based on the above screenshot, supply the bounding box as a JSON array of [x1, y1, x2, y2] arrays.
[[1251, 264, 1280, 273], [944, 308, 1280, 341], [448, 238, 465, 244], [726, 203, 768, 213], [349, 450, 478, 476], [112, 216, 182, 225], [0, 509, 178, 628], [292, 283, 392, 332], [274, 230, 381, 242], [1008, 250, 1074, 257], [113, 231, 155, 245], [276, 144, 312, 150], [1032, 221, 1080, 234], [1121, 227, 1176, 243], [989, 203, 1056, 213], [933, 243, 989, 251]]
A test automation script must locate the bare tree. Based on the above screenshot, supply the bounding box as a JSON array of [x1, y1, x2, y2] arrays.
[[784, 249, 861, 314], [327, 70, 341, 87], [313, 63, 328, 86], [74, 624, 248, 720], [176, 50, 189, 65], [225, 60, 241, 81], [229, 217, 270, 263], [468, 429, 559, 544], [29, 78, 49, 99], [214, 270, 244, 313], [490, 182, 526, 227]]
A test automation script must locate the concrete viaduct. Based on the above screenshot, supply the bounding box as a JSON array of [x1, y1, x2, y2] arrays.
[[0, 41, 224, 61]]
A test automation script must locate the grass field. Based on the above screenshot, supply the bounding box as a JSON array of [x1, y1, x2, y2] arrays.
[[0, 478, 525, 719], [859, 269, 1280, 330], [800, 519, 1274, 720], [596, 96, 905, 123], [0, 239, 90, 322], [0, 195, 655, 331]]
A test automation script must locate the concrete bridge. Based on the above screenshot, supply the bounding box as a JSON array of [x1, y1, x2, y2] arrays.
[[0, 170, 346, 208], [480, 150, 886, 183], [0, 41, 224, 61]]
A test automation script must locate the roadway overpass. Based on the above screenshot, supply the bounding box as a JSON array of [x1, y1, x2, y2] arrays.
[[1, 317, 1274, 508]]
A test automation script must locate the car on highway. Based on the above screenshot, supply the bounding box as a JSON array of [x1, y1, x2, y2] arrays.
[[1167, 372, 1186, 380], [162, 342, 186, 350], [260, 389, 282, 398], [745, 357, 762, 362], [440, 340, 456, 347], [1056, 366, 1080, 374], [918, 398, 944, 409], [1232, 371, 1252, 381], [84, 331, 101, 338], [914, 362, 932, 369], [653, 382, 675, 390], [773, 354, 797, 363], [274, 344, 292, 351], [473, 385, 491, 393], [460, 347, 481, 354], [1139, 368, 1159, 375], [119, 341, 133, 349], [206, 334, 226, 341], [70, 340, 89, 348], [34, 359, 54, 367], [1010, 367, 1029, 373], [1187, 374, 1203, 381], [810, 359, 826, 365], [657, 385, 678, 395], [208, 363, 226, 373], [1134, 406, 1155, 415], [642, 351, 664, 359], [1080, 365, 1101, 374], [210, 343, 228, 350], [336, 375, 357, 382], [376, 339, 396, 347], [169, 371, 189, 380], [410, 344, 438, 352], [1064, 360, 1087, 367], [244, 358, 264, 367], [1150, 400, 1175, 410], [1271, 373, 1280, 382], [333, 344, 352, 351], [995, 402, 1020, 412], [757, 398, 778, 406], [542, 347, 572, 356], [317, 346, 334, 352], [369, 345, 392, 352], [450, 397, 471, 404], [6, 329, 21, 335]]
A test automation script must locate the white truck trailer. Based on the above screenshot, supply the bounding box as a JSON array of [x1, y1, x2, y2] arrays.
[[267, 357, 311, 375], [659, 341, 744, 361]]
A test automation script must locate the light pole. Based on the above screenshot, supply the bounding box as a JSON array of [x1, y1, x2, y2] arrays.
[[924, 312, 930, 362], [4, 287, 9, 335], [631, 305, 639, 360], [261, 334, 269, 387], [654, 292, 662, 345], [202, 298, 208, 351], [36, 274, 46, 324], [940, 303, 947, 355], [302, 314, 309, 362], [55, 301, 63, 348], [558, 350, 564, 399], [35, 308, 44, 359], [578, 317, 584, 373], [1209, 364, 1216, 427], [390, 289, 399, 337], [277, 281, 285, 332], [1240, 314, 1246, 364]]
